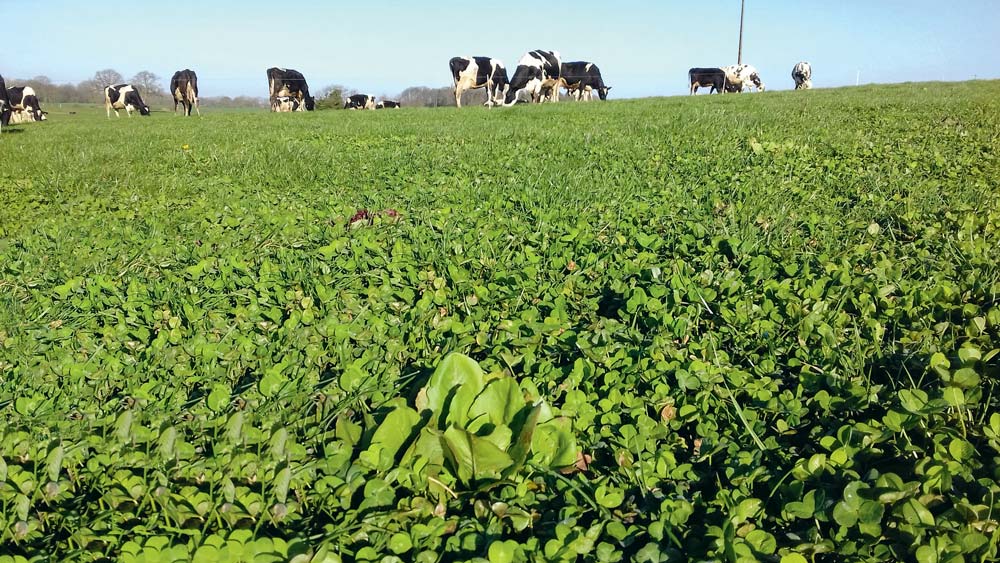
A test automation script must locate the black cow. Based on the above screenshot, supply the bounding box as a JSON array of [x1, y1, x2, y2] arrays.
[[504, 50, 561, 106], [0, 74, 10, 132], [689, 68, 727, 94], [105, 84, 150, 117], [449, 56, 509, 107], [266, 67, 315, 111], [560, 62, 611, 101], [345, 94, 376, 110], [376, 100, 401, 109], [170, 69, 200, 116], [7, 86, 47, 122]]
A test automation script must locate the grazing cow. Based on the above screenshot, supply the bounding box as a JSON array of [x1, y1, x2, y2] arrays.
[[105, 84, 150, 118], [722, 64, 765, 92], [344, 94, 376, 110], [266, 67, 315, 111], [792, 62, 813, 90], [376, 100, 401, 109], [7, 86, 47, 122], [560, 62, 611, 101], [272, 96, 302, 112], [449, 56, 509, 108], [504, 50, 561, 106], [0, 74, 10, 133], [170, 69, 200, 116], [688, 68, 728, 95]]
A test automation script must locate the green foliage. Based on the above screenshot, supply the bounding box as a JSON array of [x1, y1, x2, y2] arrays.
[[1, 81, 999, 562]]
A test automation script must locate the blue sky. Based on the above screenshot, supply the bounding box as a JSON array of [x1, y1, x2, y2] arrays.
[[5, 0, 998, 99]]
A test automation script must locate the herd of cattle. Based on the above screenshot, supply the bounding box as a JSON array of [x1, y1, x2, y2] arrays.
[[689, 61, 812, 94], [266, 67, 402, 112], [0, 57, 815, 129], [450, 51, 612, 107]]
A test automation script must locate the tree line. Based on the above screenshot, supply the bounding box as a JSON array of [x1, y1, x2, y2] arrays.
[[8, 69, 489, 110], [11, 70, 267, 108]]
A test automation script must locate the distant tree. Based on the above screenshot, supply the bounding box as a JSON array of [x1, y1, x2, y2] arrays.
[[130, 71, 164, 97], [200, 96, 268, 109], [315, 84, 347, 110], [93, 69, 124, 89]]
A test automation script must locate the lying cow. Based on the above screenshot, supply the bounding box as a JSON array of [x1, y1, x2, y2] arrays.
[[689, 68, 727, 94], [6, 86, 47, 122], [722, 64, 765, 92], [560, 62, 611, 101], [376, 100, 400, 109], [345, 94, 376, 110], [272, 96, 302, 112], [9, 109, 45, 124], [792, 62, 812, 90], [105, 84, 150, 117], [450, 56, 509, 107], [504, 50, 561, 106]]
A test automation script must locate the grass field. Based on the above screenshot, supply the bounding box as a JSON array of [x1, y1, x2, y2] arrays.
[[1, 81, 999, 562]]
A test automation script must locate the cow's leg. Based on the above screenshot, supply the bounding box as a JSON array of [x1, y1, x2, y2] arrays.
[[455, 85, 463, 108], [106, 102, 112, 118], [194, 98, 201, 116]]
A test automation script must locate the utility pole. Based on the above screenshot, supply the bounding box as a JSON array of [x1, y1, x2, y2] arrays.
[[738, 0, 745, 64]]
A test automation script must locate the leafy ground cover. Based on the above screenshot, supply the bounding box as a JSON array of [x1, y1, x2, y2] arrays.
[[0, 81, 998, 562]]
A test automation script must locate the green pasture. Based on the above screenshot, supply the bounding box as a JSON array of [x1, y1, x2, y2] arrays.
[[0, 81, 998, 562]]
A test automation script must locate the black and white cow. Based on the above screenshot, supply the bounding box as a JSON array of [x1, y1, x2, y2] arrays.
[[722, 64, 765, 92], [0, 74, 11, 133], [105, 84, 150, 118], [170, 69, 200, 116], [689, 68, 727, 95], [792, 62, 812, 90], [376, 100, 400, 109], [560, 62, 611, 101], [272, 96, 302, 112], [504, 50, 561, 106], [266, 67, 315, 111], [7, 86, 47, 122], [344, 94, 376, 110], [449, 56, 509, 108]]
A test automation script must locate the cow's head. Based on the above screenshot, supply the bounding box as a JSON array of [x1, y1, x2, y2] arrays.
[[597, 86, 612, 101], [304, 96, 315, 111], [139, 104, 151, 116], [504, 64, 542, 106], [750, 74, 765, 92]]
